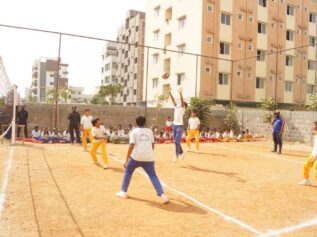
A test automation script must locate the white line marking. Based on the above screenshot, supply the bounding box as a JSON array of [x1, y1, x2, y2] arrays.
[[258, 217, 317, 237], [0, 147, 14, 221], [109, 154, 262, 235], [208, 144, 303, 164]]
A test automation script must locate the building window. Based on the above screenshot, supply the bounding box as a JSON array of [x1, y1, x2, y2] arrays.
[[249, 16, 254, 23], [152, 54, 159, 64], [307, 85, 314, 94], [178, 16, 186, 30], [256, 78, 265, 89], [248, 44, 253, 51], [153, 30, 160, 41], [237, 71, 242, 77], [152, 78, 158, 89], [257, 50, 266, 61], [218, 73, 229, 85], [177, 73, 185, 85], [154, 6, 160, 17], [309, 36, 316, 46], [238, 13, 243, 20], [310, 13, 316, 23], [207, 4, 214, 12], [220, 42, 230, 55], [287, 5, 295, 16], [286, 55, 293, 66], [286, 30, 294, 41], [248, 73, 252, 80], [259, 0, 267, 7], [285, 81, 293, 92], [238, 42, 243, 49], [207, 35, 213, 43], [205, 66, 212, 74], [134, 58, 138, 64], [221, 13, 231, 25], [308, 60, 315, 70], [177, 44, 186, 57], [258, 22, 266, 34]]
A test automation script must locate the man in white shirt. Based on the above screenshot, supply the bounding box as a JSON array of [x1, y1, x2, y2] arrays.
[[31, 125, 41, 140], [81, 109, 93, 150], [116, 116, 169, 204], [90, 118, 109, 169], [186, 111, 200, 153], [169, 87, 187, 162]]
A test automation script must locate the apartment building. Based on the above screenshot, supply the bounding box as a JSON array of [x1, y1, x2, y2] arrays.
[[116, 10, 145, 106], [0, 56, 12, 99], [101, 42, 118, 86], [144, 0, 317, 106], [30, 58, 68, 102]]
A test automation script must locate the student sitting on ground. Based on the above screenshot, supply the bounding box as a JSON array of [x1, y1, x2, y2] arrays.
[[121, 129, 130, 144], [40, 127, 52, 143], [31, 126, 41, 140], [51, 128, 62, 143], [62, 128, 71, 143], [111, 130, 121, 144]]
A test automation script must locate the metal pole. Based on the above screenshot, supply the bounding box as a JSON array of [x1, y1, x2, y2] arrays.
[[144, 47, 149, 118], [230, 60, 234, 106], [11, 85, 17, 145], [274, 1, 280, 107], [195, 55, 198, 97], [55, 34, 62, 128]]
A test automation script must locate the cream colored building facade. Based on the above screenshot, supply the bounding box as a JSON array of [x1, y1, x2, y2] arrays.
[[144, 0, 317, 106]]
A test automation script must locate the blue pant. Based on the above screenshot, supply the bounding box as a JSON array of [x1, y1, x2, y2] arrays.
[[173, 125, 184, 157], [121, 158, 164, 196]]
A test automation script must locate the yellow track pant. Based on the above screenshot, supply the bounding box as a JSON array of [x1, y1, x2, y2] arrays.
[[186, 129, 199, 150], [90, 140, 108, 165], [303, 155, 317, 179], [82, 129, 93, 149]]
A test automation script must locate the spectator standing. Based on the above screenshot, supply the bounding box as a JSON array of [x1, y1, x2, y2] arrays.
[[67, 106, 81, 144]]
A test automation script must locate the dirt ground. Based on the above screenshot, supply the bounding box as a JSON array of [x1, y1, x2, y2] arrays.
[[0, 141, 316, 237]]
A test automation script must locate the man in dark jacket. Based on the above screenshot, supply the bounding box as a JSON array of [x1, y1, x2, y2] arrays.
[[68, 106, 81, 144], [17, 105, 28, 138]]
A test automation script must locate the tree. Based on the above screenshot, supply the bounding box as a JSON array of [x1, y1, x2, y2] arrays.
[[99, 84, 123, 106], [305, 94, 317, 111], [224, 104, 239, 130], [154, 94, 168, 126], [91, 94, 107, 105], [28, 95, 38, 103], [46, 88, 74, 104], [259, 97, 278, 124], [185, 97, 211, 129]]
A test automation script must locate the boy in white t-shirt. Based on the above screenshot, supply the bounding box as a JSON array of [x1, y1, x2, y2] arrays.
[[169, 87, 187, 162], [81, 109, 93, 150], [90, 118, 109, 169], [186, 111, 200, 153], [116, 116, 169, 204]]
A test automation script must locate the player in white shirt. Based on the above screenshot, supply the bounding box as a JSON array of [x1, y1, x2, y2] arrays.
[[116, 116, 169, 204], [169, 87, 187, 162], [81, 109, 93, 150], [90, 118, 109, 169], [299, 121, 317, 186], [186, 111, 200, 153]]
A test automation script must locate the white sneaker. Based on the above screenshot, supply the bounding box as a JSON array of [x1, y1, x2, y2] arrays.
[[195, 150, 200, 154], [103, 164, 108, 169], [116, 191, 128, 199], [173, 156, 178, 162], [161, 194, 169, 204], [186, 148, 191, 152], [298, 179, 311, 186], [180, 153, 185, 160]]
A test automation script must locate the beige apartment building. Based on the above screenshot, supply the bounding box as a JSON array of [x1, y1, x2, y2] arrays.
[[145, 0, 317, 107], [30, 58, 69, 102], [116, 10, 145, 106]]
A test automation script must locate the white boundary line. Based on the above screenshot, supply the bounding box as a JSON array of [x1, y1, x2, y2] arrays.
[[109, 154, 262, 235], [257, 217, 317, 237], [206, 144, 303, 164], [0, 147, 14, 221]]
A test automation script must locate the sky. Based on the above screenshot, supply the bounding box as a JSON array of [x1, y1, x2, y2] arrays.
[[0, 0, 147, 97]]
